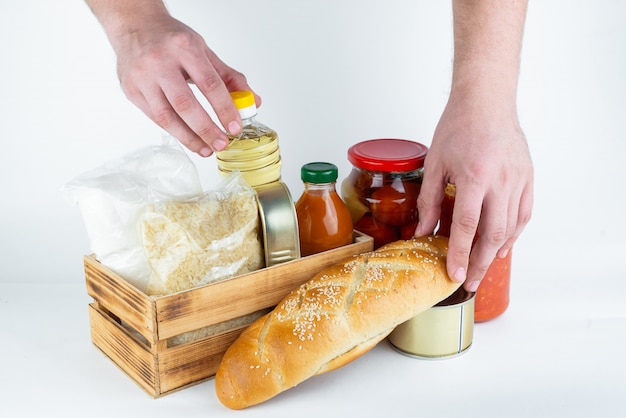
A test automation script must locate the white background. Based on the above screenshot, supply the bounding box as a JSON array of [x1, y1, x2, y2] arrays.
[[1, 0, 625, 284], [1, 1, 625, 417]]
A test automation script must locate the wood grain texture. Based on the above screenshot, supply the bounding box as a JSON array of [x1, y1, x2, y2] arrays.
[[85, 232, 374, 397]]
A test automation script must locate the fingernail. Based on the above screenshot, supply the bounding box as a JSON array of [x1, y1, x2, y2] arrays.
[[414, 222, 423, 236], [200, 147, 213, 157], [452, 267, 466, 283], [497, 247, 509, 258], [465, 280, 480, 292], [213, 138, 228, 151], [227, 121, 241, 135]]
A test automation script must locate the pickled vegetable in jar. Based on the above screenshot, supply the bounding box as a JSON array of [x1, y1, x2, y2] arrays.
[[341, 139, 428, 249], [295, 162, 354, 257], [437, 184, 511, 322]]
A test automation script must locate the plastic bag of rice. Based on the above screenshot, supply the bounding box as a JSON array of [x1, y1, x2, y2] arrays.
[[140, 172, 264, 296]]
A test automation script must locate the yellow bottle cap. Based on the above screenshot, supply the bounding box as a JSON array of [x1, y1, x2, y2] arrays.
[[230, 91, 256, 110]]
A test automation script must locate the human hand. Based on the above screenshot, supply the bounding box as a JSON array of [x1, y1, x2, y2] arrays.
[[111, 13, 259, 157], [415, 89, 533, 292]]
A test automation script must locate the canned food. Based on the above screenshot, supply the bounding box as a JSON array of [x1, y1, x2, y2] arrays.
[[254, 181, 300, 266], [388, 288, 474, 359]]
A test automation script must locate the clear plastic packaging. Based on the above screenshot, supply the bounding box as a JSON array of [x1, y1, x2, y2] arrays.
[[62, 139, 263, 295]]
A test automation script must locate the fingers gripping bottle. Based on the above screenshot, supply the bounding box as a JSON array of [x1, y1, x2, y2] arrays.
[[216, 91, 282, 187]]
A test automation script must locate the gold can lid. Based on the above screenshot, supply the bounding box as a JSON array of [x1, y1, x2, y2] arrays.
[[253, 181, 300, 266]]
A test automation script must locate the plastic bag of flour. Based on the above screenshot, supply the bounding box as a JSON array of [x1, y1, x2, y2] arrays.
[[62, 139, 263, 295]]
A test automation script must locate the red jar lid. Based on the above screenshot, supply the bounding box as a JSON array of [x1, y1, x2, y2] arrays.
[[347, 139, 428, 172]]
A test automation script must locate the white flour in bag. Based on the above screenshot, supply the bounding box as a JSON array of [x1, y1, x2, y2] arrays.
[[62, 140, 263, 295]]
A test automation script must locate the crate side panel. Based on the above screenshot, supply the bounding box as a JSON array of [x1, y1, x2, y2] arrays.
[[88, 303, 159, 397], [85, 255, 156, 343], [154, 232, 373, 340], [157, 327, 244, 394]]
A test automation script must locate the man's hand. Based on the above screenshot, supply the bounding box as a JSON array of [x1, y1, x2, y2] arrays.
[[85, 0, 259, 156], [415, 0, 532, 292], [416, 88, 533, 292]]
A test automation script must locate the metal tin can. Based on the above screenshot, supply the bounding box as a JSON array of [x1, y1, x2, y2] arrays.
[[388, 288, 475, 359], [254, 181, 301, 266], [340, 139, 428, 249]]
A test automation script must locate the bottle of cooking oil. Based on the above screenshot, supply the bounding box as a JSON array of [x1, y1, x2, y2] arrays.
[[216, 91, 282, 187]]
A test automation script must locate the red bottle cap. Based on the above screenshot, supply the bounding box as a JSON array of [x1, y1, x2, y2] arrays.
[[347, 139, 428, 172]]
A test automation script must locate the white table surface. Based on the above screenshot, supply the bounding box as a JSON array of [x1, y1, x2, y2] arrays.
[[1, 268, 625, 418]]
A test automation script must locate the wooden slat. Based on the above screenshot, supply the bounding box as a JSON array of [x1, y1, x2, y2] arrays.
[[84, 255, 157, 344], [85, 232, 373, 396], [88, 303, 159, 397], [157, 326, 246, 394], [154, 232, 373, 340]]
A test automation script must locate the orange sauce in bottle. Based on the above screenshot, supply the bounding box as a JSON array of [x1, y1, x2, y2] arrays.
[[473, 251, 511, 322], [295, 163, 353, 257], [437, 184, 511, 322]]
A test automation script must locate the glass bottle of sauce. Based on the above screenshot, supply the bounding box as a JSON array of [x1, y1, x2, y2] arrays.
[[340, 139, 428, 249], [437, 184, 511, 322], [216, 91, 282, 187], [295, 162, 354, 257]]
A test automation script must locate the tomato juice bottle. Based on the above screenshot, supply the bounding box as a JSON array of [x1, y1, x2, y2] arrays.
[[295, 162, 354, 257]]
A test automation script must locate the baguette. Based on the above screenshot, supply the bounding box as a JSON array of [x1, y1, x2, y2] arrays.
[[215, 235, 460, 409]]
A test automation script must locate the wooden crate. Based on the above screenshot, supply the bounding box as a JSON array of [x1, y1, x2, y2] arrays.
[[85, 231, 373, 398]]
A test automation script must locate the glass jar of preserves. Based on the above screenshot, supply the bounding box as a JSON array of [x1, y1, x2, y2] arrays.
[[295, 162, 354, 257], [437, 184, 511, 322], [340, 139, 428, 249]]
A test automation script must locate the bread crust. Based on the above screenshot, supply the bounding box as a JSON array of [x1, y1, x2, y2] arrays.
[[215, 235, 460, 409]]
